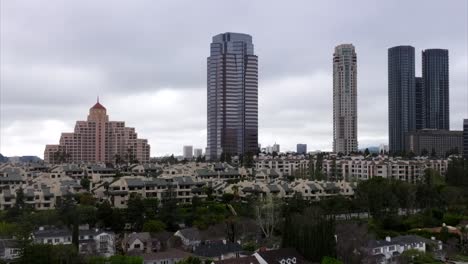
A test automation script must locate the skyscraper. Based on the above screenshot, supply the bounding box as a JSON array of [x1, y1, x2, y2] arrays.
[[415, 77, 425, 130], [422, 49, 449, 130], [333, 44, 358, 154], [44, 99, 150, 164], [388, 46, 416, 154], [206, 33, 258, 161]]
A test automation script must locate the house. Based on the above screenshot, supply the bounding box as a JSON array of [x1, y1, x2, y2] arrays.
[[33, 227, 72, 245], [33, 226, 115, 257], [78, 228, 115, 257], [0, 239, 20, 262], [174, 228, 202, 249], [122, 232, 153, 253], [211, 248, 307, 264], [193, 240, 242, 261], [141, 248, 193, 264], [253, 248, 308, 264], [365, 235, 442, 264], [213, 256, 260, 264]]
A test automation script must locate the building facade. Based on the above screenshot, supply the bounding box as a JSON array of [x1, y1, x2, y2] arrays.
[[333, 44, 358, 154], [183, 146, 193, 160], [406, 129, 463, 157], [296, 144, 307, 154], [415, 77, 425, 130], [422, 49, 449, 130], [464, 119, 468, 159], [44, 100, 150, 164], [388, 46, 416, 154], [206, 32, 258, 161], [193, 149, 203, 158]]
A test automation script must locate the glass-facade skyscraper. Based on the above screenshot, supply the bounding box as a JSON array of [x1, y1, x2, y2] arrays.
[[388, 46, 416, 154], [422, 49, 450, 130], [333, 44, 358, 155], [415, 77, 425, 130], [206, 33, 258, 161]]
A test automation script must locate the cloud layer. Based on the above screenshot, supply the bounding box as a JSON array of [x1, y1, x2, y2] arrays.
[[1, 0, 467, 157]]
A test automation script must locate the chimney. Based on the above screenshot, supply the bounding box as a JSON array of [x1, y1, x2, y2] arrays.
[[385, 236, 391, 242], [431, 236, 436, 240], [39, 226, 44, 231]]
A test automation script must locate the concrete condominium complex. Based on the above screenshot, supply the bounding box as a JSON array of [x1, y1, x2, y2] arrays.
[[206, 32, 258, 160], [422, 49, 450, 130], [388, 46, 416, 154], [333, 44, 358, 154], [44, 100, 150, 164]]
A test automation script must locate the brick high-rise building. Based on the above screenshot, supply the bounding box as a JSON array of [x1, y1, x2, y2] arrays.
[[44, 99, 150, 164]]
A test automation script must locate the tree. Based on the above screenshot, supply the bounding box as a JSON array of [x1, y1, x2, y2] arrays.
[[282, 207, 336, 262], [127, 193, 145, 230], [243, 152, 254, 168], [142, 220, 167, 233], [364, 148, 370, 156], [321, 257, 343, 264], [143, 198, 160, 220], [421, 149, 429, 157], [254, 194, 282, 239], [97, 201, 113, 228], [80, 177, 91, 190], [79, 192, 95, 206], [19, 244, 81, 264]]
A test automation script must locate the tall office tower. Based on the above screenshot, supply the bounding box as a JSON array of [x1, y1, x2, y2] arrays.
[[415, 77, 425, 130], [296, 144, 307, 154], [183, 146, 193, 160], [388, 46, 416, 154], [44, 99, 150, 164], [422, 49, 449, 130], [206, 32, 258, 161], [464, 119, 468, 159], [333, 44, 358, 154]]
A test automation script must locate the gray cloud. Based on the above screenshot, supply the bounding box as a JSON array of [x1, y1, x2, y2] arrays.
[[1, 0, 467, 157]]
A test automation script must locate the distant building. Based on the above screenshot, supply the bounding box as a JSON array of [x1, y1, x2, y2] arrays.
[[44, 99, 150, 164], [378, 144, 389, 154], [193, 149, 203, 158], [388, 46, 416, 154], [422, 49, 449, 130], [206, 32, 258, 160], [333, 44, 358, 154], [272, 144, 280, 153], [406, 129, 463, 157], [183, 146, 193, 160], [296, 144, 307, 154], [464, 119, 468, 159]]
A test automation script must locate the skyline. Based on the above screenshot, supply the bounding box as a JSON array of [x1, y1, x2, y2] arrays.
[[1, 0, 467, 157]]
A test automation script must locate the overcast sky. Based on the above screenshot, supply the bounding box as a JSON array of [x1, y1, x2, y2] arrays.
[[1, 0, 467, 157]]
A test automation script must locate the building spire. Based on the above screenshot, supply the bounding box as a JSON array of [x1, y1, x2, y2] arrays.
[[97, 96, 99, 103]]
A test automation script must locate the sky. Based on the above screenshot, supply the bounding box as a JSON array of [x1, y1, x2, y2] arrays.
[[1, 0, 467, 158]]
